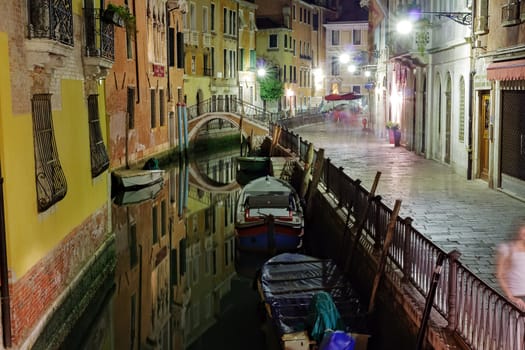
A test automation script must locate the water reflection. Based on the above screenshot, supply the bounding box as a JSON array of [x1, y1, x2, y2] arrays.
[[109, 148, 246, 350]]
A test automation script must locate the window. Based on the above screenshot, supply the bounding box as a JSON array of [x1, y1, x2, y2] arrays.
[[269, 34, 278, 48], [190, 3, 196, 30], [239, 48, 244, 71], [211, 3, 215, 31], [203, 7, 209, 32], [150, 89, 157, 128], [161, 200, 167, 236], [313, 13, 319, 30], [353, 29, 361, 45], [129, 224, 138, 268], [284, 35, 288, 48], [31, 94, 67, 212], [331, 30, 340, 45], [28, 0, 73, 46], [127, 87, 135, 129], [159, 89, 165, 126], [87, 95, 109, 178], [171, 249, 178, 286], [152, 205, 158, 243], [283, 64, 287, 82], [353, 86, 361, 94], [191, 55, 196, 73], [223, 8, 228, 33], [292, 5, 296, 20], [249, 49, 256, 70], [331, 56, 340, 75]]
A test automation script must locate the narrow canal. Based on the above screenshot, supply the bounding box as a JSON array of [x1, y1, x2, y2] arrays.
[[64, 127, 415, 350]]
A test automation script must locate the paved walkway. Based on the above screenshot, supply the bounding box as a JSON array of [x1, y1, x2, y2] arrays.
[[294, 123, 525, 291]]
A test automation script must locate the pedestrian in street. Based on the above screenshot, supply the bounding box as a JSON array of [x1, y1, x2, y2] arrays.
[[496, 220, 525, 310]]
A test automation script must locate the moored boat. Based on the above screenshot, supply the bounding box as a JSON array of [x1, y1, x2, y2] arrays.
[[236, 156, 271, 173], [257, 253, 370, 350], [235, 176, 303, 255], [112, 168, 165, 190]]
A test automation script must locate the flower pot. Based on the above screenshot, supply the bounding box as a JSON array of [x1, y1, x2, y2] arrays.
[[103, 8, 125, 27], [388, 129, 395, 144], [394, 129, 401, 147]]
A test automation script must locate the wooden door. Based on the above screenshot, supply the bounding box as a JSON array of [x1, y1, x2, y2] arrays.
[[479, 93, 490, 179]]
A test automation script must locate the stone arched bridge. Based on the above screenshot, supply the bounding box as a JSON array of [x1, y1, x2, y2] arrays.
[[187, 112, 270, 140], [185, 97, 276, 140]]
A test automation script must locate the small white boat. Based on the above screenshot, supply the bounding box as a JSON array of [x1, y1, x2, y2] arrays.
[[114, 180, 163, 205], [112, 169, 165, 190]]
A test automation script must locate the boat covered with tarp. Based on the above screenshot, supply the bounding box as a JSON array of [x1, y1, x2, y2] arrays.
[[257, 253, 370, 349]]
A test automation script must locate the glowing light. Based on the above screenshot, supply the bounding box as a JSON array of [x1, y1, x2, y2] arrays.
[[365, 70, 371, 78], [286, 88, 294, 97], [397, 19, 413, 34], [257, 68, 266, 77], [347, 65, 357, 73], [339, 53, 350, 64]]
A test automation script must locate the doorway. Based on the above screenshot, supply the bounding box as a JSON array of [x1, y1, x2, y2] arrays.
[[479, 93, 490, 180]]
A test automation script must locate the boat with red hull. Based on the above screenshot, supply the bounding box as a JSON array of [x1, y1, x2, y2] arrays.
[[235, 176, 304, 255]]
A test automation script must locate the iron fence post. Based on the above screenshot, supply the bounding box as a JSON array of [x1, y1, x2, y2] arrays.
[[446, 249, 462, 331], [337, 166, 344, 208], [372, 195, 382, 251], [402, 217, 414, 282], [324, 158, 331, 194]]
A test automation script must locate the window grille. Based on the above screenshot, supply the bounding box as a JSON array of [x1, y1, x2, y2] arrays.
[[28, 0, 74, 46], [31, 94, 67, 212], [88, 95, 109, 178]]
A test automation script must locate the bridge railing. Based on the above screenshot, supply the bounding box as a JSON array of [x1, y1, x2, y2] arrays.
[[186, 97, 280, 127], [271, 122, 525, 350]]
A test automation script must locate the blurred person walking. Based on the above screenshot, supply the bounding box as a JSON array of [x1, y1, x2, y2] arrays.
[[496, 220, 525, 310]]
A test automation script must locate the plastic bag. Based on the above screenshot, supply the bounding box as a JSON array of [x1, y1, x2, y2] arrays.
[[319, 330, 355, 350]]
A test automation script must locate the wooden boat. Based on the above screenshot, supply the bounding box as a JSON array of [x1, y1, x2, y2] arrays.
[[257, 253, 370, 350], [113, 180, 163, 205], [235, 176, 304, 255], [236, 156, 271, 173], [112, 168, 165, 190]]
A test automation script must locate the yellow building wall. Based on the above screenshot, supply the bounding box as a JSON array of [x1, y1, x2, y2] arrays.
[[0, 33, 108, 279]]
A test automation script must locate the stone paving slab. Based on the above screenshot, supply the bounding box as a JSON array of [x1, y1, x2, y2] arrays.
[[294, 123, 525, 292]]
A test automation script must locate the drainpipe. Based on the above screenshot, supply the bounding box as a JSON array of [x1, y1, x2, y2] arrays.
[[0, 163, 12, 347], [467, 71, 474, 180], [133, 0, 140, 104]]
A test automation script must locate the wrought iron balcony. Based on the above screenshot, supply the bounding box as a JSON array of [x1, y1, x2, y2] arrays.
[[28, 0, 74, 46], [84, 8, 115, 61]]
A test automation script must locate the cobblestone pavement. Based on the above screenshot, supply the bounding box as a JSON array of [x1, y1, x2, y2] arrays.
[[294, 123, 525, 291]]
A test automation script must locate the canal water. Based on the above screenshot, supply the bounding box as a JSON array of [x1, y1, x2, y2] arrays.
[[65, 128, 416, 349]]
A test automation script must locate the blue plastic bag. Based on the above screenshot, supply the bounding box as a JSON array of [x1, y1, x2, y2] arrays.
[[319, 330, 355, 350]]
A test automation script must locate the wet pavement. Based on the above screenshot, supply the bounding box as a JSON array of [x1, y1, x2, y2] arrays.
[[294, 123, 525, 291]]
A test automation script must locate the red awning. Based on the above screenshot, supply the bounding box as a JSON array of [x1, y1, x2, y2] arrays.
[[324, 94, 342, 101], [339, 92, 362, 100], [487, 59, 525, 81]]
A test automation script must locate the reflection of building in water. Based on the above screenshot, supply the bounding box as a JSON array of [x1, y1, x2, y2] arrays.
[[112, 173, 175, 349], [192, 150, 239, 185], [111, 151, 239, 349], [183, 163, 240, 347]]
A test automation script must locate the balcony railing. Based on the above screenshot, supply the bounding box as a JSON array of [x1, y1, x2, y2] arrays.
[[84, 8, 115, 61], [28, 0, 74, 46]]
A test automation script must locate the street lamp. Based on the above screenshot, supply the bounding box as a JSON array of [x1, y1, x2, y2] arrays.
[[396, 7, 472, 33]]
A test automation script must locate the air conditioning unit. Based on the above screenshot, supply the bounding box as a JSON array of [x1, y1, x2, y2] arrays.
[[474, 16, 488, 35], [501, 2, 520, 27]]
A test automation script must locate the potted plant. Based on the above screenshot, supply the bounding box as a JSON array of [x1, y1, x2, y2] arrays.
[[386, 121, 401, 146], [103, 3, 136, 32]]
